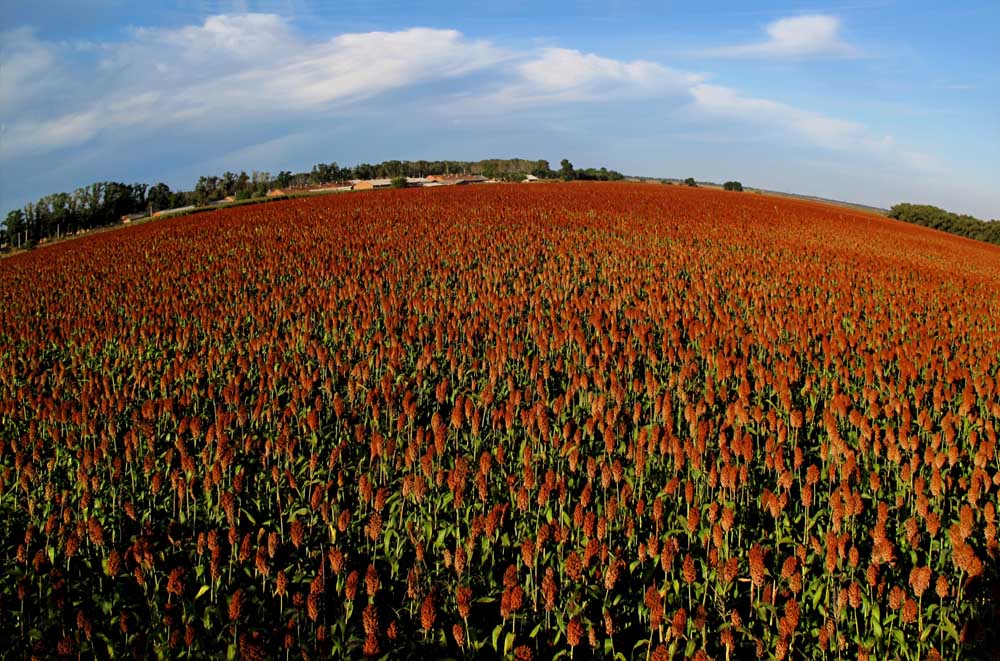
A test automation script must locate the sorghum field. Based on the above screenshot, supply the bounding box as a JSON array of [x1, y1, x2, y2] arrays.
[[1, 183, 999, 660]]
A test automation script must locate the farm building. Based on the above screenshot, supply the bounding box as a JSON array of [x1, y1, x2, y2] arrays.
[[352, 177, 430, 190], [424, 174, 489, 185], [268, 184, 352, 196], [120, 212, 147, 224], [153, 205, 195, 218], [352, 179, 393, 191]]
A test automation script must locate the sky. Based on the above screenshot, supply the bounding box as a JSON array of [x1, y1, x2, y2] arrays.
[[1, 0, 998, 218]]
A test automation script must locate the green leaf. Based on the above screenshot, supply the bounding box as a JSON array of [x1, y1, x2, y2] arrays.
[[491, 624, 504, 652], [196, 585, 211, 600], [941, 615, 959, 642], [811, 583, 825, 610], [871, 602, 882, 640], [504, 632, 517, 656]]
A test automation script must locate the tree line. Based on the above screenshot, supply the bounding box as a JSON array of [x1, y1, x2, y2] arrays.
[[556, 159, 626, 182], [1, 157, 625, 250], [887, 203, 1000, 247], [3, 183, 161, 249], [276, 159, 558, 188]]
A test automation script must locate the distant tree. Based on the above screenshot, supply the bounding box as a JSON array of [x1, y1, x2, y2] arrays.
[[148, 183, 172, 212], [685, 178, 697, 187], [888, 203, 1000, 247], [559, 159, 576, 181], [193, 176, 222, 205], [573, 166, 625, 181], [235, 171, 251, 195], [311, 162, 345, 184], [390, 176, 409, 189], [222, 172, 237, 196], [3, 209, 26, 247], [275, 171, 293, 188], [481, 162, 499, 179], [532, 160, 553, 178], [723, 181, 744, 191]]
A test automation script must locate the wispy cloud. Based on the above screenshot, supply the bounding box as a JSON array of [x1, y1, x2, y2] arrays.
[[0, 12, 938, 191], [687, 83, 942, 172], [700, 15, 859, 58], [452, 48, 702, 113], [1, 17, 505, 159]]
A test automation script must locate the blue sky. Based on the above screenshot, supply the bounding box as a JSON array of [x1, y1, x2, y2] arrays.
[[1, 0, 997, 217]]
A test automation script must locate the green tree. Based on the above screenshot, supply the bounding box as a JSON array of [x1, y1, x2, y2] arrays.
[[148, 183, 172, 212], [532, 160, 553, 178], [222, 171, 237, 195], [235, 171, 251, 196], [390, 176, 409, 189], [3, 209, 26, 247], [559, 159, 576, 181], [888, 203, 1000, 246], [685, 177, 697, 187]]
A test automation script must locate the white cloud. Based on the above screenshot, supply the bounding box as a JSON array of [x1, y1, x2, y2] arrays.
[[687, 83, 941, 172], [1, 17, 505, 159], [3, 110, 103, 157], [135, 13, 297, 62], [517, 48, 698, 99], [690, 84, 864, 150], [239, 28, 505, 109], [0, 11, 946, 206], [701, 15, 859, 58], [0, 28, 63, 115], [452, 47, 701, 114]]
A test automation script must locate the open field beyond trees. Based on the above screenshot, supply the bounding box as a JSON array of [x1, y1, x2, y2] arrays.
[[1, 183, 998, 659]]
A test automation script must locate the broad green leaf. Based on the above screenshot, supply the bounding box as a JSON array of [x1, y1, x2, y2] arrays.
[[504, 632, 516, 656], [491, 624, 504, 652]]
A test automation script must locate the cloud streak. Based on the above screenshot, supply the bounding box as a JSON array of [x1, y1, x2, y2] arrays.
[[452, 48, 703, 113], [700, 15, 859, 58], [686, 84, 943, 173], [0, 12, 941, 203], [1, 18, 505, 159]]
